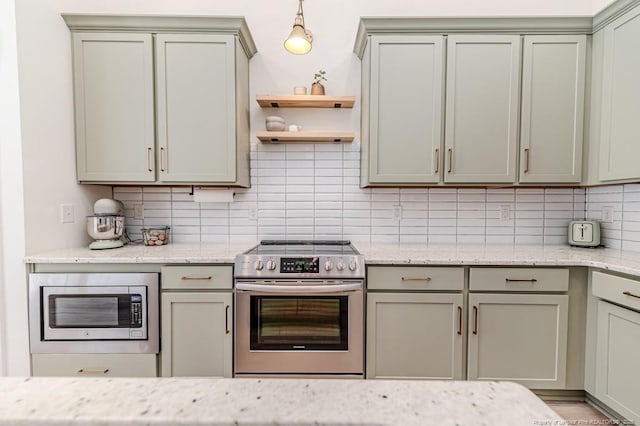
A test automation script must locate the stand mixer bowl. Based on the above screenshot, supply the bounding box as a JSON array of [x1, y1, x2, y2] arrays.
[[87, 215, 124, 249]]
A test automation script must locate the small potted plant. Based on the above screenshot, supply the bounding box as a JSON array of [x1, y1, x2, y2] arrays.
[[311, 70, 327, 95]]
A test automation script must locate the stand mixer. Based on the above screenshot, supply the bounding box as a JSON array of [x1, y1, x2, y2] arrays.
[[87, 198, 125, 249]]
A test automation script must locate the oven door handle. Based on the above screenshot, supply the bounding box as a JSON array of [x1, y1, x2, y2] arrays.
[[235, 283, 362, 294]]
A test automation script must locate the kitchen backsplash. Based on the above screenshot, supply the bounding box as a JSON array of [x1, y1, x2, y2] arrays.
[[113, 141, 598, 247], [586, 183, 640, 251]]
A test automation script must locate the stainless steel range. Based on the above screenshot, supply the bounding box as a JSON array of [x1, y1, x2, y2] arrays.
[[234, 240, 364, 378]]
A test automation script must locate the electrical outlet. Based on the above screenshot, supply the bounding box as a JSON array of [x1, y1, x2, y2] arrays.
[[248, 206, 258, 220], [392, 205, 403, 221], [60, 204, 74, 223], [134, 204, 144, 220], [499, 205, 511, 222], [602, 206, 614, 223]]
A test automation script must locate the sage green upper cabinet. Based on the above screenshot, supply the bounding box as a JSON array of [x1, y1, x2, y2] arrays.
[[598, 4, 640, 182], [155, 34, 245, 183], [444, 35, 520, 184], [519, 35, 586, 183], [362, 36, 444, 185], [354, 18, 592, 187], [73, 33, 155, 182], [64, 15, 256, 186]]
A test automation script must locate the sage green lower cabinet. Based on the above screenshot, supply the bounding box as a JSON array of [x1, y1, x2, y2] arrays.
[[161, 292, 232, 377], [594, 300, 640, 423], [160, 266, 233, 377], [31, 354, 157, 377], [366, 266, 464, 379], [366, 293, 464, 379], [467, 293, 568, 389], [591, 270, 640, 423]]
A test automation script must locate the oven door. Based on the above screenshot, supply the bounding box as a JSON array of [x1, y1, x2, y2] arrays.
[[42, 285, 147, 341], [235, 280, 364, 376]]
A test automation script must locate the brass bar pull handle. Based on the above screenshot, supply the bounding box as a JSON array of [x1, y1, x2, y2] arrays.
[[447, 148, 453, 173], [505, 278, 538, 283], [160, 147, 166, 172], [623, 291, 640, 299], [401, 277, 432, 282], [225, 305, 230, 334], [434, 148, 440, 173], [473, 306, 478, 335], [77, 368, 109, 375], [457, 306, 463, 335], [524, 148, 530, 174], [181, 276, 213, 281], [147, 147, 153, 172]]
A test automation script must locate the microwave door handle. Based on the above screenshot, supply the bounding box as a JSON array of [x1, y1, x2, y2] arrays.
[[235, 283, 362, 294]]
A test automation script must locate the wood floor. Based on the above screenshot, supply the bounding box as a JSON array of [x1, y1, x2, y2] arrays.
[[546, 401, 611, 422]]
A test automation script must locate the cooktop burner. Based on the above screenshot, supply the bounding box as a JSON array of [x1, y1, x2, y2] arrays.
[[234, 240, 364, 279]]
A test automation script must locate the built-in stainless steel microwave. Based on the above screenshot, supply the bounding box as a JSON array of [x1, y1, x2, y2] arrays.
[[28, 273, 159, 354]]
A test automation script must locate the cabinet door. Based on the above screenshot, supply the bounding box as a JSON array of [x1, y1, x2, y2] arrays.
[[161, 292, 232, 377], [468, 293, 568, 389], [595, 300, 640, 423], [73, 33, 155, 182], [156, 34, 237, 183], [599, 4, 640, 181], [366, 293, 463, 379], [367, 36, 444, 184], [444, 35, 520, 183], [519, 36, 586, 183]]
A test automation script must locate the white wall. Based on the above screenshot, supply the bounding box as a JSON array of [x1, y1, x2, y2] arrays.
[[15, 0, 110, 257], [0, 0, 28, 376]]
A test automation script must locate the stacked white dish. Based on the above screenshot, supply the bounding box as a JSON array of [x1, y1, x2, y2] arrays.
[[265, 116, 285, 131]]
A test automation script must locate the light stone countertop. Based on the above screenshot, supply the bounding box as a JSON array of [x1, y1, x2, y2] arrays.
[[0, 377, 562, 425], [25, 242, 640, 277]]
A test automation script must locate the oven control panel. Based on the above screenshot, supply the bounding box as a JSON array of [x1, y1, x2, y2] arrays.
[[281, 257, 319, 273]]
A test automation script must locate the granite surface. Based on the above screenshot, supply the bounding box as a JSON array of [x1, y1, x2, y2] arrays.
[[0, 377, 562, 425], [25, 242, 640, 277]]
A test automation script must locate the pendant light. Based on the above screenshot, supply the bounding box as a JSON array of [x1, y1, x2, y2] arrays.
[[284, 0, 313, 55]]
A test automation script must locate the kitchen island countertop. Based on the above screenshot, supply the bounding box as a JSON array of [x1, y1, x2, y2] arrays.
[[0, 377, 562, 425], [25, 242, 640, 277]]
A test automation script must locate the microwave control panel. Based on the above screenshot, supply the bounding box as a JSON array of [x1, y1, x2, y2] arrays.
[[130, 294, 143, 328], [280, 257, 319, 273]]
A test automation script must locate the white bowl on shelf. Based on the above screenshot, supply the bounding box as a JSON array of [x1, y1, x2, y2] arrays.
[[265, 116, 286, 131]]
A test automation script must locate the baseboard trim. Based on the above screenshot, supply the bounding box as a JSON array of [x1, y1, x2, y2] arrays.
[[534, 389, 586, 402]]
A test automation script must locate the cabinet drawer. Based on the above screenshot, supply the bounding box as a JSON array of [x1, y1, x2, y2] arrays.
[[161, 266, 232, 290], [469, 268, 568, 292], [592, 271, 640, 312], [367, 266, 464, 291], [31, 354, 157, 377]]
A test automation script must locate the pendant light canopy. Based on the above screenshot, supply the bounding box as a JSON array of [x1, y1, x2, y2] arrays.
[[284, 0, 313, 55]]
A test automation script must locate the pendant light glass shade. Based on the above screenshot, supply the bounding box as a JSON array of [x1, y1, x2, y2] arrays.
[[284, 0, 312, 54]]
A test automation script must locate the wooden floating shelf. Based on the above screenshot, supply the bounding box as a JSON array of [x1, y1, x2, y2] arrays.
[[256, 131, 355, 143], [256, 95, 355, 109]]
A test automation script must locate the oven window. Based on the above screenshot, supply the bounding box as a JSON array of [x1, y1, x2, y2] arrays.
[[250, 296, 348, 350], [48, 295, 131, 328]]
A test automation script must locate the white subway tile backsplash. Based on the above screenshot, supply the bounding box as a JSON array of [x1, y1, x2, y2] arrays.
[[114, 145, 640, 249]]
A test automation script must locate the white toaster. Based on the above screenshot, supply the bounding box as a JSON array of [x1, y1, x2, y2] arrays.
[[568, 221, 601, 247]]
